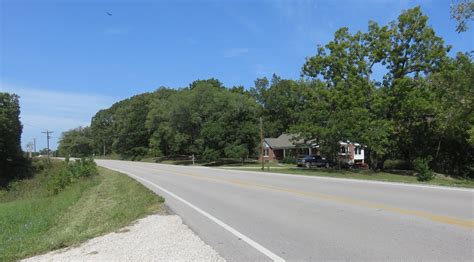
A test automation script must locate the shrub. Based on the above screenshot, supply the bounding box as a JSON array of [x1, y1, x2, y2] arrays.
[[31, 158, 51, 173], [202, 148, 219, 162], [281, 156, 297, 164], [413, 156, 435, 181], [47, 158, 98, 194], [68, 158, 98, 178], [47, 167, 73, 194]]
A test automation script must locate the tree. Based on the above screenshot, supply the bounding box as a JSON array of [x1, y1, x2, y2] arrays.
[[300, 7, 451, 169], [301, 21, 390, 167], [0, 93, 22, 161], [383, 7, 449, 83], [90, 108, 115, 156], [58, 127, 94, 157], [112, 93, 153, 160], [145, 79, 259, 160], [0, 93, 29, 187], [146, 87, 178, 156], [252, 76, 313, 137], [427, 53, 474, 177], [451, 0, 474, 33]]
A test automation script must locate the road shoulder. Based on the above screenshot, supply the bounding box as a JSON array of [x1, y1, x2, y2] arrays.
[[23, 214, 224, 262]]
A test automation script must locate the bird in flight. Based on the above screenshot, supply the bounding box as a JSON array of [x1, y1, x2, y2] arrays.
[[106, 12, 112, 16]]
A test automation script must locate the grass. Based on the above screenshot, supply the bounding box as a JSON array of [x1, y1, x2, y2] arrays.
[[226, 166, 474, 188], [0, 161, 164, 262]]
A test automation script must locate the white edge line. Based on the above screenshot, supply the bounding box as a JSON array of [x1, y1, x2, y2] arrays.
[[104, 166, 286, 262]]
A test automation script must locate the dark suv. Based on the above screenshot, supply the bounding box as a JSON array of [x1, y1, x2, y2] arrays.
[[296, 155, 331, 168]]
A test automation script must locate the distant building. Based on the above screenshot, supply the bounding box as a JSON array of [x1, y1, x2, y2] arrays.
[[260, 134, 318, 161], [338, 141, 365, 165]]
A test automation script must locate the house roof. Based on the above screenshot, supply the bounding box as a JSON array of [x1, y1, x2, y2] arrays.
[[264, 134, 316, 149]]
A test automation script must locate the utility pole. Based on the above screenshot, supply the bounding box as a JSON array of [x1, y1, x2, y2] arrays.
[[27, 142, 33, 158], [33, 138, 36, 154], [260, 117, 264, 170], [42, 130, 53, 159]]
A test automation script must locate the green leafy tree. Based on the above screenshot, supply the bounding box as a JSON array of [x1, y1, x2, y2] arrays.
[[451, 0, 474, 33], [112, 93, 153, 159], [0, 92, 28, 186], [90, 108, 115, 156], [146, 79, 259, 160], [58, 127, 94, 157], [427, 53, 474, 177]]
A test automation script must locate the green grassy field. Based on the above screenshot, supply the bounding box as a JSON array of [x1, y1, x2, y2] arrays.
[[227, 166, 474, 188], [0, 161, 164, 262]]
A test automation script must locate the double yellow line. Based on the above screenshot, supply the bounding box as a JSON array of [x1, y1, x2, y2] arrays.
[[138, 165, 474, 230]]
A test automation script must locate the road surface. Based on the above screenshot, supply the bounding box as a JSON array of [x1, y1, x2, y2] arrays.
[[96, 159, 474, 261]]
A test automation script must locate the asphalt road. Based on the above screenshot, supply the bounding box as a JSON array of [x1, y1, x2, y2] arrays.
[[96, 160, 474, 261]]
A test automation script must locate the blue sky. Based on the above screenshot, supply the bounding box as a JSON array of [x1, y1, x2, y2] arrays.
[[1, 0, 472, 150]]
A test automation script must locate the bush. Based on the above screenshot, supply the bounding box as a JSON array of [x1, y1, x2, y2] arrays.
[[31, 158, 51, 173], [413, 156, 435, 181], [281, 156, 296, 164], [202, 148, 219, 162], [68, 158, 98, 178], [47, 158, 98, 194], [47, 168, 73, 194]]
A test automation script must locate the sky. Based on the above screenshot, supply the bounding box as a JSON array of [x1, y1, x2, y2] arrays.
[[0, 0, 472, 151]]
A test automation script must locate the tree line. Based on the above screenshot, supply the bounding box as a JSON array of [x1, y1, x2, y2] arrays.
[[58, 7, 473, 178]]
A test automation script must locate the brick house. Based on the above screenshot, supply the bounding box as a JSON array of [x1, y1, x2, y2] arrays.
[[338, 141, 365, 165], [260, 134, 319, 161]]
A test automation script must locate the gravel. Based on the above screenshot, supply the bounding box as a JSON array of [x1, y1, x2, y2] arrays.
[[23, 215, 225, 262]]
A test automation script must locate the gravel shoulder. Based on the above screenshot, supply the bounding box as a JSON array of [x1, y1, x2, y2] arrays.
[[23, 214, 224, 262]]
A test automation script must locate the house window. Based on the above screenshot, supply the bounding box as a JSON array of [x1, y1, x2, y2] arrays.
[[264, 149, 269, 157]]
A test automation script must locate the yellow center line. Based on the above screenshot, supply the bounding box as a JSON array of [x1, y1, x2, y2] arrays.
[[138, 165, 474, 230]]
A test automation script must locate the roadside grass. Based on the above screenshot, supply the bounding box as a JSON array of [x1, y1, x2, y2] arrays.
[[227, 167, 474, 188], [0, 163, 164, 262]]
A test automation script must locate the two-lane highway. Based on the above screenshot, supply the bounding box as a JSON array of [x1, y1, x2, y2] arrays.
[[96, 159, 473, 261]]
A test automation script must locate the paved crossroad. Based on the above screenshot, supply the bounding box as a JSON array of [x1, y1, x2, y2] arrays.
[[96, 159, 474, 261]]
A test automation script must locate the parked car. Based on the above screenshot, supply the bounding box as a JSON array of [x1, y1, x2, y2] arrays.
[[296, 155, 331, 168]]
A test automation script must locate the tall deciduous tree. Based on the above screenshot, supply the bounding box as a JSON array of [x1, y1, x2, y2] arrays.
[[0, 93, 28, 186], [58, 127, 94, 157]]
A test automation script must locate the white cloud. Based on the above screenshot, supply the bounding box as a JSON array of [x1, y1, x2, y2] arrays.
[[223, 48, 249, 58], [1, 83, 115, 150]]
